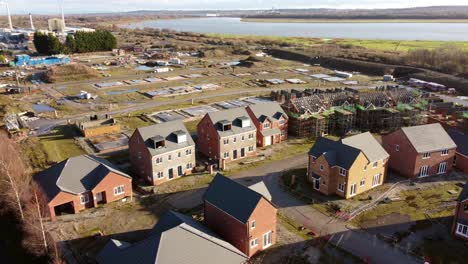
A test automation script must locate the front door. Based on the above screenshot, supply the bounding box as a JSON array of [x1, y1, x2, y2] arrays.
[[233, 150, 238, 160], [263, 231, 272, 249], [178, 166, 183, 176], [168, 168, 174, 179], [96, 192, 103, 203], [313, 177, 320, 190], [241, 148, 245, 158], [264, 136, 272, 146]]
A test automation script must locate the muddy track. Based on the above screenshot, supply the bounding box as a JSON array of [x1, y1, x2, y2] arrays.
[[268, 48, 468, 95]]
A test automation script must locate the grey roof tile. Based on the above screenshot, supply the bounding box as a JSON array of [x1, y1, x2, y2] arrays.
[[447, 129, 468, 156], [207, 108, 256, 138], [401, 123, 457, 153], [309, 137, 361, 170], [341, 132, 389, 163]]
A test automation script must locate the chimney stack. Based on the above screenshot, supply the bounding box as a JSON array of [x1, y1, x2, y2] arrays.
[[60, 0, 66, 32], [29, 13, 34, 30], [5, 1, 12, 31]]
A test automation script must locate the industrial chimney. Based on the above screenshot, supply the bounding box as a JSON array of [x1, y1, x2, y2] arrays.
[[6, 1, 12, 31], [60, 0, 66, 32], [29, 13, 34, 30]]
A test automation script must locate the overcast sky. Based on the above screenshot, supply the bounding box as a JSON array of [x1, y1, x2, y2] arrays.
[[3, 0, 468, 14]]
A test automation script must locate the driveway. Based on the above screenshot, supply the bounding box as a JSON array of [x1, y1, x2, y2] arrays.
[[169, 153, 422, 264]]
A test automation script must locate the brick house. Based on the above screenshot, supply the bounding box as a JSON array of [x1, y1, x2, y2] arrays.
[[246, 102, 288, 147], [453, 183, 468, 240], [197, 108, 257, 168], [447, 129, 468, 174], [308, 132, 389, 199], [129, 120, 196, 185], [33, 155, 132, 221], [204, 174, 277, 257], [382, 123, 457, 178], [97, 210, 248, 264]]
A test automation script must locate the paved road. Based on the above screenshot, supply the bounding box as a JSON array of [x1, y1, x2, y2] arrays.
[[168, 154, 422, 264]]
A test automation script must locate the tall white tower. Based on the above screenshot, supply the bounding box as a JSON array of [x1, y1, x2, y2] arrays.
[[2, 1, 13, 31], [29, 13, 34, 30], [60, 0, 66, 32]]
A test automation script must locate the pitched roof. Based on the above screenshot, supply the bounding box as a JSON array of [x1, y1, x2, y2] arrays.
[[401, 123, 457, 153], [207, 108, 256, 137], [341, 132, 389, 163], [247, 102, 288, 122], [33, 155, 130, 201], [135, 120, 195, 156], [309, 137, 361, 170], [96, 211, 247, 264], [458, 183, 468, 202], [447, 129, 468, 156], [248, 181, 272, 202], [204, 174, 273, 224]]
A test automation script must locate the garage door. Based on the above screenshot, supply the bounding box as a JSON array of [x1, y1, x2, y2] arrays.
[[264, 136, 272, 146]]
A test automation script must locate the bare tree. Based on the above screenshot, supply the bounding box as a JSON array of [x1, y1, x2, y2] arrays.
[[0, 132, 30, 220]]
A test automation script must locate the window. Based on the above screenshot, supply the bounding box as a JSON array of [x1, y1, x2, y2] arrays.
[[157, 171, 164, 178], [156, 157, 163, 164], [114, 185, 125, 196], [437, 162, 447, 174], [338, 183, 345, 192], [464, 204, 468, 213], [419, 165, 429, 177], [312, 156, 317, 162], [360, 179, 365, 186], [80, 193, 89, 204], [281, 130, 286, 137], [372, 174, 381, 186], [178, 152, 181, 158], [350, 184, 357, 196], [373, 162, 378, 168], [168, 154, 172, 161], [186, 163, 193, 169], [395, 145, 400, 151], [250, 238, 259, 248], [422, 152, 431, 159], [339, 168, 346, 176], [363, 165, 367, 171], [263, 122, 270, 129], [263, 231, 273, 249], [279, 119, 285, 125], [223, 152, 230, 158], [251, 220, 256, 229], [249, 133, 254, 139], [456, 223, 468, 238], [320, 164, 324, 171], [186, 149, 192, 155], [248, 146, 254, 152], [242, 135, 245, 141], [224, 138, 229, 145], [441, 149, 449, 156]]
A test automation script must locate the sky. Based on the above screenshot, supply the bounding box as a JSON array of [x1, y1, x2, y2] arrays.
[[3, 0, 468, 14]]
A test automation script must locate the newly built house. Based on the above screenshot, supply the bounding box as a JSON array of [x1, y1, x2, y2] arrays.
[[453, 183, 468, 240], [246, 102, 288, 147], [197, 108, 257, 168], [447, 129, 468, 174], [96, 210, 248, 264], [308, 132, 389, 199], [382, 123, 457, 178], [129, 120, 196, 185], [33, 155, 132, 221], [204, 174, 277, 257]]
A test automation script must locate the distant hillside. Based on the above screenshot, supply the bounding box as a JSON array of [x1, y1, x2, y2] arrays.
[[243, 6, 468, 20]]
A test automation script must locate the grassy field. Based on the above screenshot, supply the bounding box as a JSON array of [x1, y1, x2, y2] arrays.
[[38, 125, 85, 162], [242, 18, 468, 24], [208, 33, 468, 52]]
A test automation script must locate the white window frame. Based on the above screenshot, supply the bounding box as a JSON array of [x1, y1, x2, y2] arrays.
[[419, 165, 429, 177], [422, 152, 431, 159], [263, 122, 270, 129], [251, 220, 256, 229], [339, 168, 346, 176], [360, 179, 365, 187], [350, 183, 357, 196], [372, 174, 381, 187], [373, 161, 378, 168], [250, 238, 259, 248], [441, 149, 449, 156], [80, 193, 89, 204], [395, 145, 400, 152], [320, 164, 324, 171], [157, 171, 164, 179], [186, 149, 192, 155], [156, 157, 163, 164], [223, 152, 230, 158], [248, 146, 254, 152], [168, 154, 172, 161], [113, 185, 125, 196], [437, 162, 447, 174], [338, 183, 345, 192], [456, 223, 468, 238], [262, 231, 273, 249]]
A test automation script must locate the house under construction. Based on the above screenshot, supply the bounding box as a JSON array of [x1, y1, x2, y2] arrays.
[[274, 87, 428, 138]]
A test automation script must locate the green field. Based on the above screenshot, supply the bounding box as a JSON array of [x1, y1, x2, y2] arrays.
[[207, 33, 468, 52], [39, 125, 85, 162]]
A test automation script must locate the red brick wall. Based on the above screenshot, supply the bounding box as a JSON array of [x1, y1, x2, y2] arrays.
[[129, 130, 153, 183], [197, 115, 220, 161], [383, 130, 456, 178], [92, 172, 132, 205], [308, 154, 335, 196], [455, 153, 468, 174], [245, 107, 288, 148], [246, 199, 277, 256], [204, 201, 248, 255], [453, 199, 468, 240]]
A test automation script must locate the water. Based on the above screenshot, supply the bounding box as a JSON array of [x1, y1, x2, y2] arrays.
[[136, 65, 154, 71], [32, 104, 55, 113], [126, 17, 468, 41]]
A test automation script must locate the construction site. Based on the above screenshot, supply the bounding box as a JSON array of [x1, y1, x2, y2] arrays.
[[272, 87, 431, 137]]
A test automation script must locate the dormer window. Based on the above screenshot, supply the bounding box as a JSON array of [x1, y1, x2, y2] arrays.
[[173, 130, 187, 144], [263, 122, 270, 129], [149, 136, 165, 149], [238, 116, 250, 128], [219, 120, 232, 131]]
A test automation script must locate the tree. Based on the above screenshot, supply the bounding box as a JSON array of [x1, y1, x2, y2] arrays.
[[0, 132, 30, 220], [33, 32, 64, 55]]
